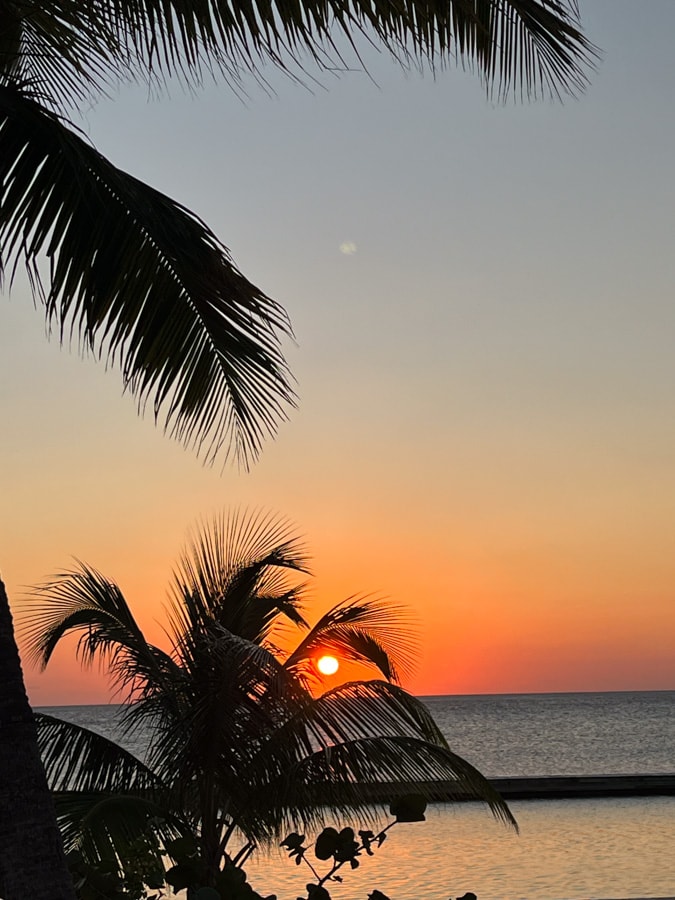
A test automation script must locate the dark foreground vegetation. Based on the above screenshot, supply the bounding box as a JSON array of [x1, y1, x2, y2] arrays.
[[22, 511, 515, 898]]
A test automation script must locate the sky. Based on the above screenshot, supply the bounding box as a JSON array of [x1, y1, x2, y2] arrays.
[[2, 0, 674, 705]]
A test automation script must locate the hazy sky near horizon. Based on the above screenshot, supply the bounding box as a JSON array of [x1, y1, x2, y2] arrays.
[[2, 0, 675, 704]]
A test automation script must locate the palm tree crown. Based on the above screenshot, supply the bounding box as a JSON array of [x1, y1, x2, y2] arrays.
[[21, 510, 516, 890]]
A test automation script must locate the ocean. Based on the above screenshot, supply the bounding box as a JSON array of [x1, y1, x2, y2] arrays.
[[40, 691, 675, 899]]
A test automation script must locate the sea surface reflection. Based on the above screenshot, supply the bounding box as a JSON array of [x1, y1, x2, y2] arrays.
[[247, 797, 675, 900], [40, 694, 675, 898]]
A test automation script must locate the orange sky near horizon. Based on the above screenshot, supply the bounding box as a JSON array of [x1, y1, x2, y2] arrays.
[[3, 1, 675, 705], [13, 470, 674, 706]]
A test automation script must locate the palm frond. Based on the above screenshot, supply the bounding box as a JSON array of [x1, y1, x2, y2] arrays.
[[0, 2, 123, 109], [35, 711, 187, 870], [3, 1, 595, 117], [35, 712, 163, 794], [224, 681, 451, 841], [36, 714, 190, 871], [282, 680, 450, 749], [0, 87, 295, 466], [169, 510, 310, 643], [144, 626, 306, 786], [284, 735, 517, 828], [88, 0, 596, 100], [284, 596, 418, 684], [55, 791, 187, 867], [21, 562, 175, 699]]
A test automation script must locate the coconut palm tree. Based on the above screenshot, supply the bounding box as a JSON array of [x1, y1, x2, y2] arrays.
[[0, 579, 79, 900], [20, 511, 516, 894]]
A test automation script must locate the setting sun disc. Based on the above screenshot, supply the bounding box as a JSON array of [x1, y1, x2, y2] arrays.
[[317, 655, 339, 676]]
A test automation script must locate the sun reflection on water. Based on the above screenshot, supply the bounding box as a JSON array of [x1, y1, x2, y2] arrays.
[[247, 797, 675, 900]]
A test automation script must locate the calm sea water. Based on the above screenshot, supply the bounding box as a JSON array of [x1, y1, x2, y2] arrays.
[[40, 691, 675, 899], [420, 690, 675, 777]]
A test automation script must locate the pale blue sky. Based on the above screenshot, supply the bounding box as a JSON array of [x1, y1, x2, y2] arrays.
[[3, 1, 675, 701]]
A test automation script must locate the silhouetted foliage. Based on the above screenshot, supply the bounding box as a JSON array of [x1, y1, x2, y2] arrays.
[[278, 796, 470, 900], [22, 512, 514, 895]]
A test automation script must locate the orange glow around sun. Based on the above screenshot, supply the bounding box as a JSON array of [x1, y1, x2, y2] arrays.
[[316, 655, 339, 676]]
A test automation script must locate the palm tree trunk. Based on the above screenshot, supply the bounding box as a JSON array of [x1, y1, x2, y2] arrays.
[[0, 579, 76, 900]]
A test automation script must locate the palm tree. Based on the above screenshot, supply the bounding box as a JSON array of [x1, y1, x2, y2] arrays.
[[1, 3, 593, 896], [20, 511, 516, 895], [0, 579, 79, 900]]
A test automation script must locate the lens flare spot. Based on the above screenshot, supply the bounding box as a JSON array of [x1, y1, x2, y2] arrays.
[[339, 241, 357, 255]]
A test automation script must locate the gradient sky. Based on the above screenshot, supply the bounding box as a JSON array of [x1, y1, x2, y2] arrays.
[[2, 0, 674, 705]]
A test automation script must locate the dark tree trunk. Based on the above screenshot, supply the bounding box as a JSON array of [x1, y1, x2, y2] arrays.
[[0, 579, 76, 900]]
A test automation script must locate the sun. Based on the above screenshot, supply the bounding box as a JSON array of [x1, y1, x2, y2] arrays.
[[316, 655, 340, 676]]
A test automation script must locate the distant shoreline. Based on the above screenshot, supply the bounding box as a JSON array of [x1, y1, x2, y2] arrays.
[[360, 773, 675, 803], [35, 688, 675, 709], [488, 773, 675, 800]]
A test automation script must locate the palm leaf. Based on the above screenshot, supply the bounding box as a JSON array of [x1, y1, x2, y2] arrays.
[[91, 0, 596, 100], [0, 86, 294, 465], [284, 596, 418, 684], [284, 736, 517, 828], [237, 677, 517, 834], [227, 680, 478, 840], [169, 510, 310, 643], [36, 713, 188, 870], [232, 680, 447, 807], [21, 562, 176, 700], [277, 680, 451, 749], [4, 1, 597, 104], [35, 712, 163, 794], [0, 2, 122, 109], [54, 792, 187, 866]]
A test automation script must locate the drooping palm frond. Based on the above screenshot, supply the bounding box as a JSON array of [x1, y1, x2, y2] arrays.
[[54, 792, 188, 869], [284, 595, 418, 684], [283, 735, 517, 828], [35, 712, 162, 794], [169, 510, 310, 643], [3, 1, 596, 109], [0, 2, 122, 109], [0, 86, 295, 466], [35, 712, 187, 872], [86, 0, 596, 100], [275, 680, 451, 751], [21, 562, 176, 700], [249, 682, 517, 833], [223, 679, 494, 841]]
